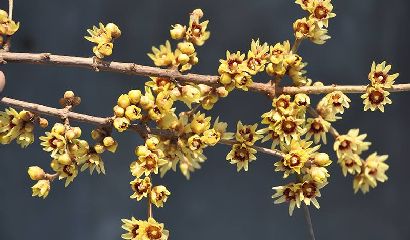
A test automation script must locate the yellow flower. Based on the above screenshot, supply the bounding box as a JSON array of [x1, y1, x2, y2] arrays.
[[138, 217, 169, 240], [0, 10, 19, 36], [114, 117, 130, 132], [130, 177, 152, 201], [295, 0, 314, 11], [368, 61, 399, 88], [257, 127, 281, 149], [338, 153, 362, 176], [187, 134, 205, 152], [150, 185, 171, 208], [272, 183, 302, 216], [266, 41, 291, 76], [213, 117, 234, 140], [201, 128, 221, 146], [31, 180, 51, 199], [16, 131, 34, 148], [79, 153, 106, 175], [300, 179, 326, 209], [293, 18, 316, 40], [125, 105, 143, 121], [85, 22, 113, 44], [361, 86, 392, 112], [148, 41, 175, 67], [190, 112, 211, 135], [39, 130, 66, 158], [305, 166, 330, 183], [235, 121, 262, 146], [218, 51, 246, 76], [121, 217, 145, 240], [234, 72, 253, 91], [317, 91, 351, 121], [240, 39, 269, 75], [131, 152, 168, 178], [272, 94, 296, 116], [28, 166, 45, 181], [305, 117, 330, 144], [354, 152, 389, 194], [226, 143, 257, 172], [146, 77, 175, 94], [93, 42, 113, 59], [52, 160, 78, 187], [334, 129, 371, 158], [85, 22, 120, 58], [170, 24, 186, 40], [310, 23, 331, 44], [186, 9, 210, 46], [308, 0, 336, 28], [274, 116, 306, 145]]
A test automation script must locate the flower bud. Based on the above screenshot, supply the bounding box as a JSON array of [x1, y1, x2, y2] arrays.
[[94, 144, 105, 154], [58, 153, 72, 165], [192, 9, 204, 19], [125, 105, 142, 121], [106, 141, 118, 153], [177, 42, 195, 55], [24, 122, 35, 133], [28, 166, 45, 180], [31, 180, 51, 199], [219, 73, 232, 85], [91, 129, 104, 140], [146, 137, 159, 150], [106, 23, 121, 38], [113, 105, 125, 117], [170, 24, 186, 40], [128, 90, 142, 104], [103, 136, 115, 147], [39, 118, 49, 128], [216, 87, 229, 97], [113, 117, 130, 132], [64, 91, 75, 99], [72, 127, 82, 138], [135, 145, 150, 157], [314, 153, 332, 167], [52, 123, 66, 135], [140, 95, 155, 110], [65, 129, 76, 140], [178, 53, 190, 65], [117, 94, 131, 109]]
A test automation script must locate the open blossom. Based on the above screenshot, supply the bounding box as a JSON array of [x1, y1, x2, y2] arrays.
[[354, 153, 389, 194], [150, 185, 171, 208], [293, 18, 316, 40], [31, 180, 51, 199], [317, 91, 351, 121], [148, 41, 175, 67], [130, 177, 152, 201], [186, 9, 210, 46], [0, 10, 19, 36], [368, 61, 399, 88], [226, 143, 257, 172], [305, 117, 330, 144], [361, 86, 392, 112], [235, 121, 262, 146], [338, 153, 363, 176], [241, 39, 269, 75], [85, 22, 120, 58], [334, 129, 371, 158], [272, 183, 302, 216], [308, 0, 336, 28]]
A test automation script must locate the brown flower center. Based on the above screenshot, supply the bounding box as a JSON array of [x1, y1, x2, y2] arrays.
[[132, 225, 140, 238], [235, 147, 250, 161], [339, 140, 351, 150], [282, 120, 297, 134], [146, 225, 162, 239], [297, 22, 310, 34], [302, 182, 317, 198], [283, 188, 296, 201], [314, 5, 329, 19], [310, 121, 324, 133], [276, 99, 290, 109], [373, 72, 387, 84], [369, 90, 384, 105], [289, 154, 301, 167]]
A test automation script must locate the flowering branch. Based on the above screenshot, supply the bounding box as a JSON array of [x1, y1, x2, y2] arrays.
[[1, 52, 410, 97], [0, 96, 283, 158]]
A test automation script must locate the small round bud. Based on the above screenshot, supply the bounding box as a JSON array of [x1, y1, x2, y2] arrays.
[[177, 53, 190, 65], [314, 153, 332, 167], [117, 94, 131, 109], [190, 56, 199, 65], [192, 9, 204, 19], [125, 105, 142, 121], [94, 144, 105, 154], [219, 73, 232, 85], [52, 123, 66, 135], [113, 105, 125, 117], [58, 153, 72, 165], [135, 145, 150, 157], [113, 117, 130, 132], [146, 137, 159, 150], [128, 90, 142, 104], [19, 111, 34, 122], [50, 159, 59, 171], [103, 136, 115, 147], [0, 71, 5, 93], [140, 96, 155, 110], [313, 81, 324, 87], [106, 23, 121, 38], [91, 129, 105, 140], [39, 118, 49, 128], [28, 166, 45, 180], [177, 42, 195, 55], [65, 129, 76, 140], [170, 24, 186, 40], [198, 84, 212, 95], [72, 127, 82, 138], [216, 87, 229, 98], [64, 91, 75, 99]]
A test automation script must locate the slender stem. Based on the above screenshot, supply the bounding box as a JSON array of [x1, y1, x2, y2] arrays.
[[1, 52, 410, 96], [148, 176, 153, 219], [8, 0, 14, 20], [291, 38, 302, 53], [303, 204, 316, 240]]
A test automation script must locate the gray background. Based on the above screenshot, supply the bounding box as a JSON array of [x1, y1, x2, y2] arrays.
[[0, 0, 409, 239]]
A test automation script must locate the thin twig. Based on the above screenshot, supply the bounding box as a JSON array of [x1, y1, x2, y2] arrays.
[[1, 52, 410, 96], [303, 204, 316, 240], [8, 0, 14, 20], [0, 96, 282, 158]]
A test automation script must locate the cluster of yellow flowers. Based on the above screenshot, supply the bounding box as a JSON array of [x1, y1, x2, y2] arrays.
[[26, 91, 118, 198], [293, 0, 334, 44], [361, 61, 399, 112], [148, 9, 210, 72], [85, 22, 121, 59], [0, 9, 19, 46], [334, 129, 388, 193], [0, 108, 46, 148]]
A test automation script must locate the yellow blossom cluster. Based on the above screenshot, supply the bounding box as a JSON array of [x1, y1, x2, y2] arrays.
[[0, 9, 19, 46], [293, 0, 334, 44], [218, 39, 311, 92], [122, 217, 169, 240], [0, 108, 43, 148], [361, 61, 399, 112], [148, 9, 210, 72], [85, 22, 121, 59], [334, 129, 388, 194]]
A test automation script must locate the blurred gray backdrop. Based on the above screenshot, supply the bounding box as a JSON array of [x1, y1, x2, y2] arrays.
[[1, 0, 409, 239]]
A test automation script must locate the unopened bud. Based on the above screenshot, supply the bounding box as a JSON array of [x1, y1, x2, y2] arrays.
[[28, 166, 45, 180]]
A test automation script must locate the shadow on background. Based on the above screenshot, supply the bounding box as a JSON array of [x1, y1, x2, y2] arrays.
[[0, 0, 409, 239]]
